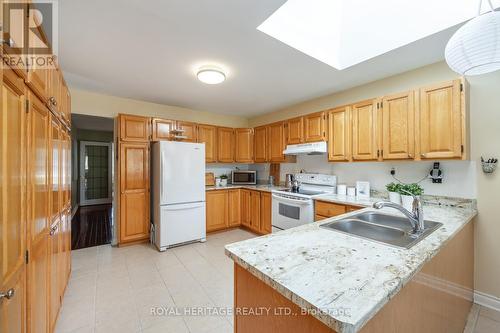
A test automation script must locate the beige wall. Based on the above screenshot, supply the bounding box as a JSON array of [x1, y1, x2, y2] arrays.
[[249, 61, 500, 299], [70, 88, 249, 128]]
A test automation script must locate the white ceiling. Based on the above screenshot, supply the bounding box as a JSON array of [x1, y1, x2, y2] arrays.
[[59, 0, 467, 117]]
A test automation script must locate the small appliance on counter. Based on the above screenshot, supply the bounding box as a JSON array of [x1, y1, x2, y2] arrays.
[[231, 170, 257, 185], [285, 174, 295, 188], [347, 186, 356, 197], [337, 184, 347, 196]]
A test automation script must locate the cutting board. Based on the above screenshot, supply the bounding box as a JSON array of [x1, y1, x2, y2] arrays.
[[205, 172, 215, 186]]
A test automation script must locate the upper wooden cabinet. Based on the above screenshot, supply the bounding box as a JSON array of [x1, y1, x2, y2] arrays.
[[418, 79, 464, 159], [286, 117, 304, 144], [254, 126, 268, 163], [217, 127, 235, 163], [268, 121, 287, 162], [328, 106, 351, 162], [26, 66, 50, 104], [48, 68, 62, 116], [50, 119, 62, 222], [235, 128, 254, 163], [304, 111, 327, 142], [351, 99, 379, 161], [381, 91, 415, 160], [119, 114, 151, 142], [176, 121, 198, 142], [197, 124, 217, 163], [152, 118, 176, 141]]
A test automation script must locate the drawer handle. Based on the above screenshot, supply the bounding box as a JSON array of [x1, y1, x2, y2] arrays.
[[50, 226, 57, 236], [0, 288, 15, 300]]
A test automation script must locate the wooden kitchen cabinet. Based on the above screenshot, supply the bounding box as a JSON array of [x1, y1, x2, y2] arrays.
[[119, 142, 150, 243], [352, 99, 379, 161], [254, 126, 268, 163], [260, 192, 272, 234], [304, 111, 327, 142], [268, 121, 287, 162], [50, 118, 62, 222], [48, 220, 61, 333], [328, 106, 351, 162], [217, 127, 235, 162], [315, 200, 363, 221], [418, 79, 464, 159], [235, 128, 254, 163], [197, 124, 218, 162], [286, 117, 304, 144], [119, 114, 151, 142], [48, 68, 62, 117], [176, 121, 198, 142], [152, 118, 176, 141], [381, 91, 415, 160], [240, 189, 251, 228], [206, 190, 229, 232], [249, 190, 261, 233], [228, 189, 241, 227]]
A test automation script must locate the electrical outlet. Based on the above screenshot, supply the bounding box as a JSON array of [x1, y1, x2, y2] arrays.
[[390, 168, 396, 176]]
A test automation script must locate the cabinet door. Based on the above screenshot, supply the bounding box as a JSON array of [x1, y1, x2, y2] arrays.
[[328, 106, 351, 161], [304, 112, 326, 142], [119, 142, 150, 243], [152, 118, 175, 141], [286, 117, 303, 144], [206, 191, 228, 232], [268, 122, 286, 162], [48, 221, 60, 332], [240, 190, 251, 228], [217, 127, 234, 163], [352, 100, 379, 161], [253, 126, 268, 163], [382, 91, 415, 160], [260, 192, 272, 234], [197, 124, 217, 163], [235, 128, 254, 163], [176, 121, 198, 142], [0, 67, 27, 333], [26, 67, 49, 105], [315, 201, 347, 218], [228, 190, 241, 227], [249, 191, 261, 233], [48, 68, 62, 117], [50, 119, 62, 222], [419, 80, 463, 159], [119, 114, 151, 142]]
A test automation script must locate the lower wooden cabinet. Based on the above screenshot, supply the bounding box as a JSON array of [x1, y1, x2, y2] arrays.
[[314, 200, 363, 221], [49, 219, 61, 332], [207, 189, 272, 235]]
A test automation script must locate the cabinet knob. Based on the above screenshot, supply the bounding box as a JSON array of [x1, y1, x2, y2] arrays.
[[2, 38, 15, 48], [0, 288, 15, 300]]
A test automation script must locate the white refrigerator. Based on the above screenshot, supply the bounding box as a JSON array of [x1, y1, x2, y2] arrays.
[[152, 141, 206, 251]]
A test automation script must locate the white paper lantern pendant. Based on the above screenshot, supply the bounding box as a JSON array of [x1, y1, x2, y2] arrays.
[[445, 0, 500, 75]]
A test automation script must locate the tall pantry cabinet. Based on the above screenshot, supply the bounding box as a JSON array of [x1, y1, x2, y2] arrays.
[[1, 7, 72, 333]]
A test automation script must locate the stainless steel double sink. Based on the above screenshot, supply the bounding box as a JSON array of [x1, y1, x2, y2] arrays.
[[320, 212, 443, 249]]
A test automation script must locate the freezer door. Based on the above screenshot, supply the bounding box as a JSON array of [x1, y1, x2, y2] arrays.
[[155, 202, 206, 250], [160, 141, 206, 205]]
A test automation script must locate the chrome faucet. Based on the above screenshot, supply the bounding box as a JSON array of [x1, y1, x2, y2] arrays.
[[373, 190, 425, 234]]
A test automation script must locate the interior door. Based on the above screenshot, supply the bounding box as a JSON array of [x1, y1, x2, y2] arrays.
[[79, 141, 113, 206], [1, 67, 27, 333]]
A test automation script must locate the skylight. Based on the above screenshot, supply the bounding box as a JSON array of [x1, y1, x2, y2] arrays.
[[258, 0, 497, 70]]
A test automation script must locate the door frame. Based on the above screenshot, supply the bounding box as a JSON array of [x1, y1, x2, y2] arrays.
[[79, 141, 113, 206]]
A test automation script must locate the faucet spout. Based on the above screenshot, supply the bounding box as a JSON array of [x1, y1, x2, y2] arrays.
[[372, 198, 425, 234]]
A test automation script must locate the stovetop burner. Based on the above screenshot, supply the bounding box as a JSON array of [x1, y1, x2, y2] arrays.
[[281, 188, 326, 196]]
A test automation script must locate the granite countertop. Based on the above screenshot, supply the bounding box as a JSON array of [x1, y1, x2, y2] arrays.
[[225, 200, 477, 333], [205, 184, 286, 192]]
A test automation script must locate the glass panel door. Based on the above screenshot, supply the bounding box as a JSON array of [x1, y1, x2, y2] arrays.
[[80, 141, 112, 206]]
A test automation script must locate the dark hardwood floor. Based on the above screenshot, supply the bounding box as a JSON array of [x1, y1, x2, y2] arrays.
[[71, 204, 112, 250]]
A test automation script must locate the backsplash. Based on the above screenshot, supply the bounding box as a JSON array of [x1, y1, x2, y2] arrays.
[[250, 155, 477, 199], [206, 164, 249, 179]]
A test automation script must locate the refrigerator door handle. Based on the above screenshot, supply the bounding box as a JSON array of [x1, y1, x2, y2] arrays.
[[163, 202, 205, 211]]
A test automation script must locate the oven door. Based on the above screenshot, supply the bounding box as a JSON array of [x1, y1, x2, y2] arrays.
[[272, 194, 314, 230]]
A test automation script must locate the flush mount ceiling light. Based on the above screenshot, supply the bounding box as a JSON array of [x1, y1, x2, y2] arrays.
[[446, 0, 500, 75], [197, 67, 226, 84]]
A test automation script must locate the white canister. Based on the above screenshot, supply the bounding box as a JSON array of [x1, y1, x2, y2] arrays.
[[401, 195, 414, 211], [220, 179, 228, 187], [337, 184, 347, 196], [347, 187, 356, 197], [389, 192, 402, 204]]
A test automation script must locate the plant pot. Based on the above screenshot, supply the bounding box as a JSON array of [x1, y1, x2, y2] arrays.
[[388, 191, 402, 204], [220, 179, 228, 187], [401, 194, 414, 211]]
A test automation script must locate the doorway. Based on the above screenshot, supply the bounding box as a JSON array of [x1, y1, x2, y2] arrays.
[[79, 141, 113, 206]]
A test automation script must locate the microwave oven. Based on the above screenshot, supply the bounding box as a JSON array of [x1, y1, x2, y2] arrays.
[[232, 171, 257, 185]]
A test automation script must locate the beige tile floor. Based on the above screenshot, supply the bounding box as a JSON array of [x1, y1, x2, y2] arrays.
[[57, 228, 500, 333]]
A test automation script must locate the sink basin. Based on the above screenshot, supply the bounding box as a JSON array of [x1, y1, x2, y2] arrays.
[[320, 212, 443, 249]]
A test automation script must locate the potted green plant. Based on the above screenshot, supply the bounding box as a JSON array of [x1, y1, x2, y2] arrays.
[[399, 183, 424, 211], [219, 174, 228, 187], [386, 182, 402, 204]]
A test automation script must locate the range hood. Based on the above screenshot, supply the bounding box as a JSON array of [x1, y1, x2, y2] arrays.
[[283, 141, 327, 155]]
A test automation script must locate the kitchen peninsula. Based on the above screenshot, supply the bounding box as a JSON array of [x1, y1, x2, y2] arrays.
[[225, 199, 476, 333]]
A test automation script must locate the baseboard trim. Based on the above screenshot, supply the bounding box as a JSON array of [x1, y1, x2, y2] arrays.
[[71, 204, 79, 218], [474, 291, 500, 311]]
